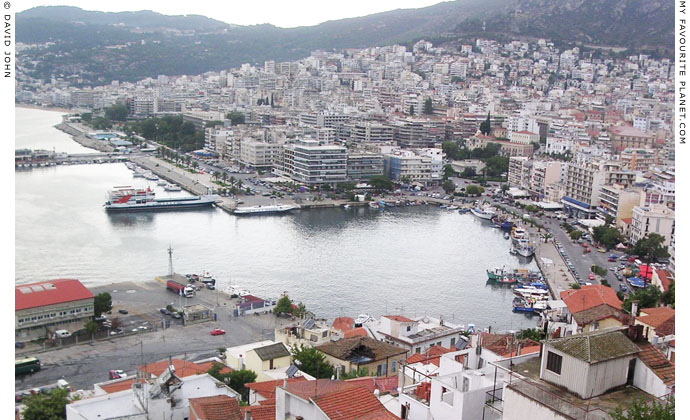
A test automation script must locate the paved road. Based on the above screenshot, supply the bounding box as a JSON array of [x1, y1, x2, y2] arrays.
[[15, 281, 290, 392]]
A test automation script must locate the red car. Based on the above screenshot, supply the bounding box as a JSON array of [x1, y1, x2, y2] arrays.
[[210, 328, 226, 336], [109, 369, 127, 380], [588, 273, 595, 281]]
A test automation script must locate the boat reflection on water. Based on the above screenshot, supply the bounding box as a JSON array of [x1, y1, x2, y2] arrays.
[[106, 212, 156, 227]]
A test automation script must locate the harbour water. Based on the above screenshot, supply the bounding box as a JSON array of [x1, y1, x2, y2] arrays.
[[15, 107, 538, 331]]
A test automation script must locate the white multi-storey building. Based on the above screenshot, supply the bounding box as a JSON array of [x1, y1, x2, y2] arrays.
[[630, 205, 675, 246], [282, 139, 347, 186]]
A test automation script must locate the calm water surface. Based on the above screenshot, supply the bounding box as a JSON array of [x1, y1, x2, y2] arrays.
[[15, 107, 538, 331]]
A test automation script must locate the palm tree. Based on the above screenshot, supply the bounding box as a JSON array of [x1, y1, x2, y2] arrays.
[[229, 176, 236, 186], [220, 172, 228, 184], [212, 171, 221, 182], [192, 161, 199, 171]]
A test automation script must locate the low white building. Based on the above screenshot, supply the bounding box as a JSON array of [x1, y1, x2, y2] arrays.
[[369, 315, 467, 354], [66, 366, 240, 420]]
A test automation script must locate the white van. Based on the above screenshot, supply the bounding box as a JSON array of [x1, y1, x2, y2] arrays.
[[54, 329, 71, 338]]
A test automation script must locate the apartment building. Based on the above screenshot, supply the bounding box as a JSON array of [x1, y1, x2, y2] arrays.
[[204, 126, 231, 155], [619, 148, 658, 172], [609, 125, 655, 151], [530, 160, 565, 200], [598, 184, 642, 227], [282, 139, 347, 186], [346, 153, 384, 180], [630, 205, 675, 246], [383, 151, 433, 184], [509, 130, 539, 145], [350, 122, 395, 143], [508, 157, 530, 189], [239, 140, 282, 170], [562, 160, 635, 219]]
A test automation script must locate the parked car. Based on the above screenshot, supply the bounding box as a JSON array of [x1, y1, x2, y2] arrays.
[[118, 309, 128, 314], [172, 312, 182, 319], [620, 284, 628, 292], [210, 328, 226, 336], [109, 369, 127, 380], [588, 273, 595, 281], [160, 308, 171, 316], [15, 341, 25, 349]]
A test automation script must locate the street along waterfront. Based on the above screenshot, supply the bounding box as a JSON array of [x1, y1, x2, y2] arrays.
[[15, 107, 538, 331]]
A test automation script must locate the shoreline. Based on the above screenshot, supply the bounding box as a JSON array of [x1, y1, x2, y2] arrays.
[[16, 103, 73, 114]]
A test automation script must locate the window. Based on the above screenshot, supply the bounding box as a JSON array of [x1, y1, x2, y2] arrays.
[[310, 334, 317, 342], [416, 347, 421, 354], [546, 351, 562, 375], [406, 325, 411, 332], [391, 361, 396, 373], [450, 337, 456, 347], [437, 341, 442, 346], [322, 331, 328, 338]]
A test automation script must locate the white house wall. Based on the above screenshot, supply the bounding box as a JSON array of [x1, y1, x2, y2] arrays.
[[540, 347, 590, 398], [503, 386, 572, 420], [399, 391, 433, 420], [633, 361, 671, 398], [585, 356, 632, 398]]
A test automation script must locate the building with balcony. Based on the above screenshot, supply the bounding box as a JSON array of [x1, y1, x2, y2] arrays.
[[619, 148, 658, 172], [370, 315, 467, 355], [561, 160, 635, 219], [609, 125, 655, 152], [281, 139, 347, 186], [239, 140, 282, 170], [346, 153, 384, 180], [383, 151, 433, 184], [350, 122, 395, 143], [630, 205, 675, 246], [315, 336, 408, 378], [598, 185, 642, 228]]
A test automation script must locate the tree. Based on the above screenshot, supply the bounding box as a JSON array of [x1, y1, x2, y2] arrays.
[[94, 292, 112, 317], [661, 281, 674, 307], [592, 226, 623, 250], [409, 105, 415, 115], [501, 184, 509, 194], [609, 395, 674, 420], [226, 111, 245, 125], [22, 387, 71, 420], [479, 112, 491, 135], [465, 185, 484, 196], [630, 233, 670, 262], [622, 285, 662, 314], [423, 97, 433, 114], [460, 167, 476, 178], [368, 175, 394, 192], [80, 112, 92, 122], [104, 104, 128, 122], [516, 328, 544, 341], [341, 366, 370, 380], [569, 230, 583, 241], [84, 320, 99, 340], [442, 180, 456, 194], [228, 369, 257, 401], [291, 344, 334, 379], [270, 94, 274, 107], [442, 164, 456, 180], [274, 295, 293, 315], [442, 141, 460, 160]]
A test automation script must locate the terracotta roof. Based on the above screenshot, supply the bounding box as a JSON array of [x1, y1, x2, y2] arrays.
[[383, 315, 415, 323], [609, 125, 652, 138], [344, 327, 368, 338], [637, 307, 675, 328], [138, 358, 223, 378], [332, 317, 354, 331], [344, 376, 399, 394], [655, 269, 672, 291], [635, 341, 675, 386], [561, 285, 622, 313], [99, 378, 145, 394], [571, 305, 625, 326], [189, 395, 241, 420], [655, 317, 675, 337], [240, 401, 275, 420], [481, 334, 541, 358], [246, 377, 308, 400], [514, 130, 538, 135], [282, 379, 360, 401], [621, 218, 633, 224], [315, 336, 408, 363], [547, 328, 639, 364], [312, 385, 399, 420], [405, 346, 453, 367], [195, 361, 233, 376], [15, 279, 93, 311]]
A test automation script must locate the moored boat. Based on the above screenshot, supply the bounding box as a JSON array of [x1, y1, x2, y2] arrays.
[[164, 184, 182, 192], [470, 206, 496, 220], [233, 204, 299, 215]]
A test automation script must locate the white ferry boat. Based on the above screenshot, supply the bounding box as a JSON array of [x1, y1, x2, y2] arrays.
[[164, 184, 182, 192], [104, 187, 219, 212], [233, 204, 299, 215]]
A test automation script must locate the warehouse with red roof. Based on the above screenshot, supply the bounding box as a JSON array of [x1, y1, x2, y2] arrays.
[[15, 278, 94, 340]]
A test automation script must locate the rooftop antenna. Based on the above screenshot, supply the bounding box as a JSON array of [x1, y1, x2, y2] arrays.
[[168, 245, 174, 276]]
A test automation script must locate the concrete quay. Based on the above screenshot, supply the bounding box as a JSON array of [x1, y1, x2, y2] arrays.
[[55, 122, 115, 153]]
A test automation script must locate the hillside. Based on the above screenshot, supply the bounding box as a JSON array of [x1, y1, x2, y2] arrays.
[[17, 0, 673, 85]]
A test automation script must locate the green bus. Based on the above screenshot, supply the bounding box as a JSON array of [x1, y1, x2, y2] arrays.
[[15, 357, 41, 375]]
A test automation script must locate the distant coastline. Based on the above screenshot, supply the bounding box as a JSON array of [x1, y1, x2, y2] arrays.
[[15, 102, 73, 114]]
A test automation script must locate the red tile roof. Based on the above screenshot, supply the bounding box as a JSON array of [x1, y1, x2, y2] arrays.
[[195, 361, 233, 376], [344, 327, 368, 338], [99, 378, 145, 394], [332, 317, 354, 331], [240, 402, 275, 420], [312, 385, 400, 420], [383, 315, 415, 323], [635, 341, 675, 386], [246, 377, 308, 400], [283, 379, 360, 401], [514, 130, 538, 135], [138, 358, 229, 378], [637, 307, 675, 336], [189, 395, 241, 420], [655, 269, 672, 291], [344, 376, 398, 394], [561, 285, 622, 313], [15, 279, 93, 311], [405, 346, 453, 367]]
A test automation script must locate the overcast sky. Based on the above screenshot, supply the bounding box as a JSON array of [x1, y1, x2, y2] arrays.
[[17, 0, 445, 28]]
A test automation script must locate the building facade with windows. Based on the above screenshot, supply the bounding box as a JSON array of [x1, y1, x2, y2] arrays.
[[15, 279, 94, 341], [281, 139, 347, 186], [630, 205, 675, 246]]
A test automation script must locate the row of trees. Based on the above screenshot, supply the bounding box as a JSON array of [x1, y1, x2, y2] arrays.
[[124, 115, 204, 152]]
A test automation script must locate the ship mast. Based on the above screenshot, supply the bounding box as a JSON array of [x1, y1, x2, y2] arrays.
[[168, 245, 174, 276]]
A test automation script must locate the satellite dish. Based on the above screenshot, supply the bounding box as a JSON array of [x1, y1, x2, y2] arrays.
[[423, 317, 430, 323]]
